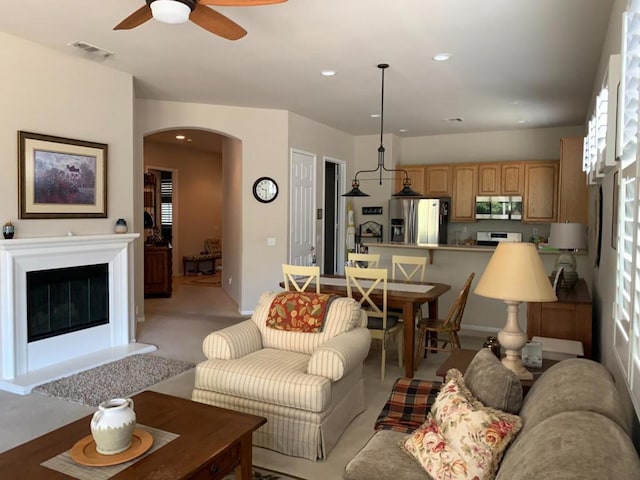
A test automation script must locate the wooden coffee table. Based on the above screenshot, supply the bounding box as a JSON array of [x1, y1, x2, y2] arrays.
[[436, 348, 558, 395], [0, 391, 266, 479]]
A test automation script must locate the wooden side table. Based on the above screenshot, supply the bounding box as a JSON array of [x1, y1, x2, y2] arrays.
[[526, 278, 593, 358], [436, 348, 558, 395]]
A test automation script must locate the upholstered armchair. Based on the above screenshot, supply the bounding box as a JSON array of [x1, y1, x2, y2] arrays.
[[192, 291, 371, 461]]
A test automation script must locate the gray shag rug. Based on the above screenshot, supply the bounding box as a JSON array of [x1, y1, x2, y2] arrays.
[[33, 354, 194, 407]]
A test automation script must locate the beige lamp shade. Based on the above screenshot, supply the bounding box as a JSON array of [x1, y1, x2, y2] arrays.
[[474, 242, 557, 303], [548, 223, 587, 250]]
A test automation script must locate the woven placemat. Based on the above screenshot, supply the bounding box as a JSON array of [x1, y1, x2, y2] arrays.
[[41, 424, 178, 480]]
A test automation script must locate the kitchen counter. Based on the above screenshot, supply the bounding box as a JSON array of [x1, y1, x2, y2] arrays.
[[365, 243, 592, 335], [369, 242, 587, 263]]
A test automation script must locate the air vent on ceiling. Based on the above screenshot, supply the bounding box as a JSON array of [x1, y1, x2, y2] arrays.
[[67, 41, 114, 60]]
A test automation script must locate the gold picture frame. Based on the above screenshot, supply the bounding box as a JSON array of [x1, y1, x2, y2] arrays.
[[18, 131, 107, 219]]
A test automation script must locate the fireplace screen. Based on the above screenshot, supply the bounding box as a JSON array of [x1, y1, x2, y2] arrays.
[[27, 263, 109, 342]]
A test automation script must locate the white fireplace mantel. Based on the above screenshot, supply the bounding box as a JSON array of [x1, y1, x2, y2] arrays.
[[0, 233, 155, 394]]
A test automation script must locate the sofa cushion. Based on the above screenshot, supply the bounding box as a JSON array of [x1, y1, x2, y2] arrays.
[[496, 410, 640, 480], [344, 430, 428, 480], [464, 348, 523, 414], [252, 291, 364, 354], [403, 369, 521, 480], [517, 358, 630, 436], [194, 348, 331, 412]]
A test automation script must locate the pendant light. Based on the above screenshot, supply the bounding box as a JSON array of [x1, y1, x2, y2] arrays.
[[343, 64, 422, 197]]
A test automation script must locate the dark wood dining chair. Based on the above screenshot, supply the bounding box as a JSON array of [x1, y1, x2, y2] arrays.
[[414, 272, 475, 369]]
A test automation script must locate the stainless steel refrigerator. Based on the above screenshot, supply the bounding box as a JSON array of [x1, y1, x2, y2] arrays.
[[389, 197, 450, 245]]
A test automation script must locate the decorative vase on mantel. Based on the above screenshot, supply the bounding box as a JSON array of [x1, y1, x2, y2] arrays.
[[114, 218, 128, 234], [2, 221, 15, 239]]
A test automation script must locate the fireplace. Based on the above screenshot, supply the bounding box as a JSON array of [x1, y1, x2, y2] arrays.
[[0, 233, 155, 394], [27, 264, 109, 342]]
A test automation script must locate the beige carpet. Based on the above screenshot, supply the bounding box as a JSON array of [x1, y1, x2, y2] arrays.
[[185, 272, 221, 286], [0, 277, 487, 480]]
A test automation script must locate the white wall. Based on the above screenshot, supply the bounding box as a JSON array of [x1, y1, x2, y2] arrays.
[[288, 112, 355, 268], [400, 126, 586, 164], [135, 100, 289, 313], [0, 32, 136, 331]]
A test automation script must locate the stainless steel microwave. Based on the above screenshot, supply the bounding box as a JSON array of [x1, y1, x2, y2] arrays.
[[475, 196, 522, 220]]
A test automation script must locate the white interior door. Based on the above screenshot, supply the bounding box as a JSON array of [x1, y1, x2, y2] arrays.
[[290, 149, 316, 265]]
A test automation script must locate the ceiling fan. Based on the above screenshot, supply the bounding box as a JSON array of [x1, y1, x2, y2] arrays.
[[114, 0, 287, 40]]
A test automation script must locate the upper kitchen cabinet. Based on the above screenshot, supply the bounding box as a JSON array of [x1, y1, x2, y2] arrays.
[[424, 165, 452, 197], [478, 162, 523, 195], [523, 161, 558, 223], [451, 164, 477, 222], [501, 162, 523, 195], [558, 137, 588, 224], [477, 163, 501, 195], [395, 166, 425, 195]]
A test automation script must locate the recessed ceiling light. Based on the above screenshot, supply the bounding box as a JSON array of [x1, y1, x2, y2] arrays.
[[175, 135, 186, 140], [321, 70, 336, 77], [187, 138, 193, 142], [517, 119, 528, 124], [371, 113, 380, 118], [432, 53, 452, 62], [399, 128, 408, 133]]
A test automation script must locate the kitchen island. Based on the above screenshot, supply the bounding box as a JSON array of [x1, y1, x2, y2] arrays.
[[366, 242, 591, 336]]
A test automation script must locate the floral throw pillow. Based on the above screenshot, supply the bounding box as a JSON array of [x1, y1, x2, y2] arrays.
[[402, 369, 522, 480]]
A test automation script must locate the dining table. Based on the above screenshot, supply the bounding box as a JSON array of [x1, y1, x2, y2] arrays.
[[280, 275, 451, 377]]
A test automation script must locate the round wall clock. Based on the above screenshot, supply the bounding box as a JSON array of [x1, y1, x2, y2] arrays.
[[252, 176, 278, 203]]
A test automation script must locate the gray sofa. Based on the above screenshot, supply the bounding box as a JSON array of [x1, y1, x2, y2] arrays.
[[344, 349, 640, 479]]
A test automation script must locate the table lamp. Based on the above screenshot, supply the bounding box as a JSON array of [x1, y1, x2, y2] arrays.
[[474, 242, 557, 379], [548, 222, 587, 289]]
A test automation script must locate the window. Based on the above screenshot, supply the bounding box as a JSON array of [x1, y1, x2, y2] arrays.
[[160, 174, 173, 226], [614, 1, 640, 417]]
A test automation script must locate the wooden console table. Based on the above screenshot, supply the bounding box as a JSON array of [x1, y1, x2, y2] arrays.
[[526, 278, 592, 358]]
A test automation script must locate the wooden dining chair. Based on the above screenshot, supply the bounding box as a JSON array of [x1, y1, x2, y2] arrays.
[[345, 266, 402, 380], [282, 264, 321, 293], [390, 254, 428, 322], [391, 255, 427, 281], [347, 253, 380, 268], [414, 272, 475, 369]]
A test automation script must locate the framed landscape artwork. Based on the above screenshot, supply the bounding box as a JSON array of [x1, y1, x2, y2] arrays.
[[18, 131, 107, 219]]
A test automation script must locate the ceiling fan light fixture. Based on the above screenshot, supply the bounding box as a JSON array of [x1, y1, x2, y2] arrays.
[[149, 0, 193, 24]]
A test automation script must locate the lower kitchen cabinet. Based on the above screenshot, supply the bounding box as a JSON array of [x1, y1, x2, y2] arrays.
[[526, 278, 592, 358], [144, 244, 172, 298]]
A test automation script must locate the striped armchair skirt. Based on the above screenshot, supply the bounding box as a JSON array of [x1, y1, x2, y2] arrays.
[[192, 292, 371, 461]]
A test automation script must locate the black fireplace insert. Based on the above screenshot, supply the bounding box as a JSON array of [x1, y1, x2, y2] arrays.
[[27, 263, 109, 342]]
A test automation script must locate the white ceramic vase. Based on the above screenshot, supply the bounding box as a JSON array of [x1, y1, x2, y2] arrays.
[[90, 398, 136, 455]]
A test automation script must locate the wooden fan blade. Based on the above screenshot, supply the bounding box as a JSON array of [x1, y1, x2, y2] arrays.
[[114, 5, 153, 30], [190, 4, 247, 40], [199, 0, 287, 6]]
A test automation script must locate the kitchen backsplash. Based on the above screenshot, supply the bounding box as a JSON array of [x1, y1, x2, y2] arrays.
[[448, 220, 551, 245]]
